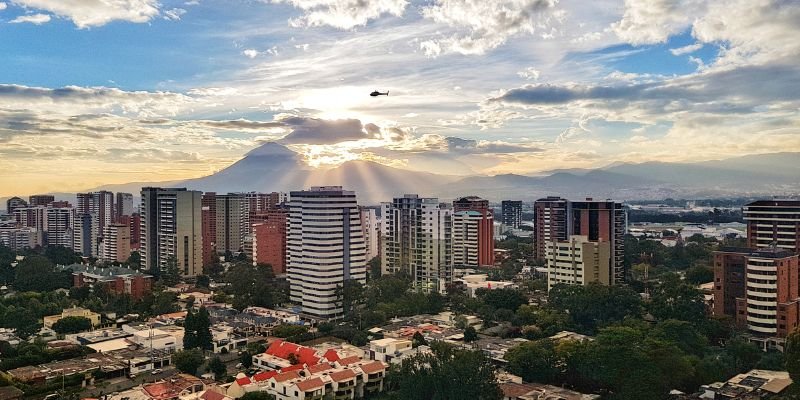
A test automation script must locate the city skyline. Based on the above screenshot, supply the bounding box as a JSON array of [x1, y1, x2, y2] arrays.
[[1, 0, 799, 196]]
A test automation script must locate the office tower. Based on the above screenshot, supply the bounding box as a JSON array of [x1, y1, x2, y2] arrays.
[[453, 196, 494, 267], [100, 223, 132, 263], [545, 235, 611, 289], [140, 187, 203, 276], [501, 200, 523, 229], [381, 195, 453, 292], [116, 192, 134, 220], [29, 194, 54, 207], [252, 207, 288, 275], [534, 197, 626, 285], [360, 207, 379, 262], [743, 200, 800, 253], [73, 213, 99, 257], [215, 193, 249, 254], [713, 247, 800, 344], [5, 197, 27, 214], [46, 204, 75, 248], [77, 191, 115, 234], [287, 186, 367, 319]]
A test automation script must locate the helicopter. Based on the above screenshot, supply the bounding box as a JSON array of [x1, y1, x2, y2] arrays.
[[370, 90, 389, 97]]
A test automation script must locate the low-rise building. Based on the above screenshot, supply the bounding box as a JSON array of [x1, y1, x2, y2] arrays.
[[454, 274, 516, 298], [63, 264, 153, 300], [43, 306, 101, 329], [674, 369, 792, 399], [501, 382, 599, 400], [367, 338, 414, 364]]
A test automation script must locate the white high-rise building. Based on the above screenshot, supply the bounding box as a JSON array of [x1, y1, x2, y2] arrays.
[[77, 191, 114, 233], [453, 210, 481, 268], [381, 195, 452, 292], [46, 205, 75, 248], [12, 206, 46, 246], [287, 187, 367, 320], [116, 192, 134, 219], [140, 187, 203, 276], [360, 207, 379, 262]]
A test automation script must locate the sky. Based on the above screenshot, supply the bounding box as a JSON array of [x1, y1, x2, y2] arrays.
[[1, 0, 799, 196]]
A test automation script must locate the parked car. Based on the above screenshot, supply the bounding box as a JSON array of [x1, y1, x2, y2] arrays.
[[151, 369, 163, 375], [235, 363, 243, 369]]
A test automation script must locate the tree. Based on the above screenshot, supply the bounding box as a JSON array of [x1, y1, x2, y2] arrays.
[[196, 275, 210, 288], [184, 307, 212, 350], [126, 251, 141, 269], [240, 351, 253, 369], [43, 246, 81, 266], [505, 340, 559, 384], [287, 353, 299, 365], [226, 262, 282, 310], [14, 255, 68, 292], [4, 307, 40, 339], [477, 288, 527, 312], [240, 392, 275, 400], [787, 329, 800, 383], [162, 256, 182, 286], [387, 342, 502, 400], [685, 265, 714, 285], [317, 322, 334, 334], [412, 331, 427, 348], [173, 349, 204, 375], [464, 326, 478, 343], [548, 283, 642, 334], [52, 316, 92, 334], [649, 274, 706, 323], [340, 279, 365, 318], [272, 324, 308, 338], [208, 356, 227, 380], [183, 310, 198, 349]]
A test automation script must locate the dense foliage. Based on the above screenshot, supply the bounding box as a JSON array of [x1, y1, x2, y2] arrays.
[[52, 316, 93, 334], [184, 307, 213, 350], [173, 348, 205, 375]]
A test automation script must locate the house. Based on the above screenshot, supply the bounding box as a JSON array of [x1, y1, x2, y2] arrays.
[[142, 374, 205, 400], [500, 382, 599, 400], [43, 306, 101, 329], [367, 338, 413, 364]]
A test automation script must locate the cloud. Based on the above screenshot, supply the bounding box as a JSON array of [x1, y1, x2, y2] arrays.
[[12, 0, 160, 28], [269, 0, 407, 29], [193, 119, 285, 131], [518, 67, 541, 80], [9, 13, 51, 24], [669, 43, 703, 56], [163, 8, 186, 21], [611, 0, 697, 45], [278, 116, 376, 144], [0, 3, 7, 10], [419, 0, 563, 55], [242, 49, 259, 58]]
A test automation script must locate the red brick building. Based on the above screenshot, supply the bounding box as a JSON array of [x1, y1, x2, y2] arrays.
[[252, 207, 287, 275]]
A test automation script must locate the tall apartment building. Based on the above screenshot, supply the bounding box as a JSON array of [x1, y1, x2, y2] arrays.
[[501, 200, 523, 229], [12, 206, 46, 246], [453, 211, 481, 268], [116, 192, 134, 220], [118, 214, 141, 250], [453, 196, 494, 267], [534, 197, 626, 285], [381, 195, 452, 292], [101, 223, 132, 263], [545, 235, 611, 289], [743, 200, 800, 253], [77, 191, 115, 233], [5, 197, 27, 214], [46, 204, 75, 248], [245, 192, 287, 215], [29, 195, 54, 207], [140, 187, 203, 276], [287, 187, 367, 320], [0, 222, 36, 250], [713, 247, 800, 345], [252, 207, 288, 275], [201, 192, 217, 262], [215, 193, 249, 254], [360, 207, 379, 262], [73, 213, 99, 257]]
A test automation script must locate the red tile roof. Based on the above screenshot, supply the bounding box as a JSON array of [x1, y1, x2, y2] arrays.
[[253, 371, 278, 382], [323, 349, 340, 362], [235, 377, 251, 386], [295, 377, 324, 392], [337, 356, 360, 366], [280, 364, 305, 373], [307, 363, 334, 374], [330, 369, 357, 382], [200, 390, 226, 400], [359, 361, 386, 375], [273, 371, 301, 383], [265, 339, 320, 366]]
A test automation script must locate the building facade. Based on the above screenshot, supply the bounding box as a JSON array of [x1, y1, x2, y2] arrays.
[[501, 200, 523, 229], [453, 196, 494, 267], [116, 192, 134, 220], [28, 195, 54, 207], [251, 207, 288, 275], [73, 213, 99, 257], [545, 235, 611, 289], [215, 193, 249, 254], [5, 197, 27, 214], [77, 191, 115, 234], [140, 187, 203, 276], [381, 195, 452, 292], [360, 207, 380, 262], [743, 200, 800, 253], [46, 204, 75, 248], [287, 187, 367, 319], [101, 223, 132, 263]]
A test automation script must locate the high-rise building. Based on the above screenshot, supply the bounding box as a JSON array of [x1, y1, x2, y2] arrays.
[[29, 194, 55, 207], [245, 192, 287, 215], [360, 207, 379, 262], [118, 214, 141, 250], [140, 187, 203, 276], [453, 210, 481, 268], [534, 197, 626, 285], [381, 195, 452, 292], [73, 213, 99, 257], [501, 200, 523, 229], [252, 207, 288, 275], [287, 186, 367, 320], [46, 204, 75, 248], [77, 191, 115, 234], [215, 193, 249, 254], [101, 223, 132, 263], [201, 192, 217, 261], [0, 221, 36, 251], [545, 235, 611, 289], [453, 196, 494, 267], [116, 192, 134, 220], [713, 247, 800, 344], [743, 200, 800, 253], [12, 206, 46, 246], [5, 197, 27, 214]]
